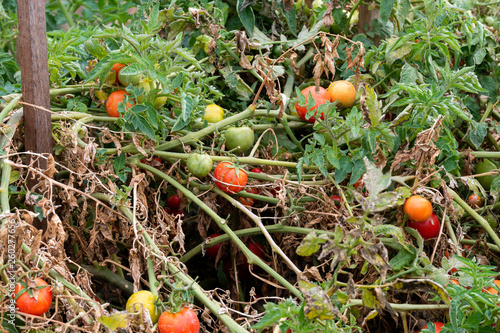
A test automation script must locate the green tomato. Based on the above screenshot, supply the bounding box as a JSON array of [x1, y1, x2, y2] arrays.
[[312, 0, 324, 9], [485, 16, 495, 26], [476, 159, 498, 190], [137, 79, 152, 103], [186, 153, 213, 177], [224, 126, 254, 153], [126, 290, 160, 324], [203, 104, 224, 123], [118, 66, 144, 87]]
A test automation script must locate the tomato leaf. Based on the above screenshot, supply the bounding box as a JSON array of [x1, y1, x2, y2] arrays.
[[296, 231, 328, 257], [98, 312, 129, 330], [298, 280, 336, 320], [237, 0, 255, 37]]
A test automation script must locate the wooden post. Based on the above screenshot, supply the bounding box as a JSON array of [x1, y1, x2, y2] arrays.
[[17, 0, 53, 230]]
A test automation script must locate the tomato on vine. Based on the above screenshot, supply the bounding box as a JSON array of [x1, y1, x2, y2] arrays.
[[203, 104, 224, 123], [214, 162, 248, 194], [167, 195, 181, 210], [186, 153, 213, 177], [403, 195, 433, 222], [223, 126, 255, 153], [239, 187, 259, 206], [407, 212, 440, 239], [206, 233, 222, 259], [327, 80, 356, 108], [13, 277, 53, 316], [467, 194, 482, 208], [294, 86, 331, 123], [158, 307, 199, 333], [107, 63, 125, 85], [126, 290, 160, 323]]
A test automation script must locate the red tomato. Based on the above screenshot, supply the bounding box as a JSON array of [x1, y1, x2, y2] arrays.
[[354, 178, 368, 196], [251, 168, 263, 174], [206, 233, 222, 259], [295, 86, 330, 122], [158, 307, 199, 333], [467, 194, 482, 208], [403, 195, 433, 223], [407, 212, 440, 239], [421, 322, 445, 332], [214, 162, 248, 194], [331, 195, 342, 208], [239, 187, 259, 206], [242, 241, 266, 268], [13, 278, 53, 316], [167, 195, 181, 210]]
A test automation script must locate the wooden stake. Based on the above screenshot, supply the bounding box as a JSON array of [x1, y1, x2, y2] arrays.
[[17, 0, 53, 230]]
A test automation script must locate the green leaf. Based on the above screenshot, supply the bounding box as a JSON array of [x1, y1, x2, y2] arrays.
[[113, 153, 126, 174], [280, 3, 297, 37], [374, 223, 412, 252], [363, 85, 382, 127], [296, 231, 329, 257], [380, 0, 396, 24], [135, 114, 157, 141], [335, 156, 353, 183], [361, 289, 380, 309], [385, 36, 412, 65], [237, 0, 255, 37], [388, 246, 416, 271], [84, 39, 109, 59], [172, 72, 183, 89], [466, 121, 487, 150], [400, 62, 418, 84]]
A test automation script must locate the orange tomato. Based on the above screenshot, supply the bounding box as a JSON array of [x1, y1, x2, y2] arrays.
[[239, 187, 259, 206], [106, 90, 135, 117], [294, 86, 331, 122], [327, 80, 356, 108], [403, 195, 433, 223], [108, 63, 126, 85]]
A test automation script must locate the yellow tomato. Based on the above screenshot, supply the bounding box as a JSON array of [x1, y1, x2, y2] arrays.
[[203, 104, 224, 123], [126, 290, 160, 324]]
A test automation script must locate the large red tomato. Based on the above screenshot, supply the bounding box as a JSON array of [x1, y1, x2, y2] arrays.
[[407, 212, 440, 239], [13, 277, 53, 316], [214, 162, 248, 194], [294, 86, 331, 123], [158, 307, 199, 333]]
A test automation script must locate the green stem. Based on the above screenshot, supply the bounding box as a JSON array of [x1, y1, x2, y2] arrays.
[[448, 187, 500, 249], [147, 257, 160, 298], [344, 0, 363, 36], [460, 238, 500, 252], [0, 161, 11, 228], [112, 254, 125, 279], [347, 299, 448, 311], [56, 0, 75, 27], [458, 151, 500, 159], [68, 263, 134, 295], [296, 47, 315, 68], [0, 95, 21, 123], [134, 161, 303, 300]]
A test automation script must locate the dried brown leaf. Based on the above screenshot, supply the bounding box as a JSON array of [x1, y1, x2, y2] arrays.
[[313, 54, 325, 86], [240, 52, 253, 70]]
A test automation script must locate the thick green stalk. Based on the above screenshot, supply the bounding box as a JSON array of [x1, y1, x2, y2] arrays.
[[448, 187, 500, 249], [0, 95, 21, 123], [134, 161, 303, 300], [92, 192, 251, 333], [0, 161, 11, 228], [458, 151, 500, 159], [69, 263, 134, 295], [56, 0, 75, 27]]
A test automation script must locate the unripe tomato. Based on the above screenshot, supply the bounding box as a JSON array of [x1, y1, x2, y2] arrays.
[[224, 126, 255, 153], [118, 65, 144, 87], [126, 290, 160, 324], [158, 307, 199, 333], [167, 195, 181, 210], [475, 159, 497, 190], [214, 162, 248, 194], [206, 233, 222, 259], [239, 187, 259, 206], [467, 194, 482, 208], [407, 212, 440, 239], [13, 278, 53, 316], [295, 86, 331, 123], [327, 80, 356, 108], [203, 104, 224, 123], [186, 153, 213, 177], [403, 195, 432, 222]]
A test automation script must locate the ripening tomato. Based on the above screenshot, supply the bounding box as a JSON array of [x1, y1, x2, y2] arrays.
[[107, 63, 126, 85], [420, 322, 445, 333], [407, 212, 440, 239], [467, 194, 482, 209], [126, 290, 160, 323], [13, 278, 53, 316], [295, 86, 331, 122], [167, 195, 181, 210], [203, 104, 224, 123], [158, 307, 199, 333], [331, 195, 342, 208], [327, 80, 356, 108], [206, 233, 223, 259], [403, 195, 433, 223], [106, 90, 135, 117], [239, 187, 259, 206], [214, 162, 248, 194]]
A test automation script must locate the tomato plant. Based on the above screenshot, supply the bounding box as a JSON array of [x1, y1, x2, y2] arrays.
[[106, 90, 135, 117], [213, 162, 248, 194], [403, 195, 433, 223], [203, 104, 224, 123], [126, 290, 160, 323], [158, 307, 199, 333], [327, 80, 356, 108], [13, 278, 53, 316], [294, 86, 330, 123], [467, 194, 482, 208], [407, 212, 441, 239], [186, 153, 213, 177], [206, 233, 222, 259], [223, 126, 255, 153]]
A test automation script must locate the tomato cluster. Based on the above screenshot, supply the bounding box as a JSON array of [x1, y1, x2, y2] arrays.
[[294, 80, 356, 123], [403, 195, 440, 240]]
